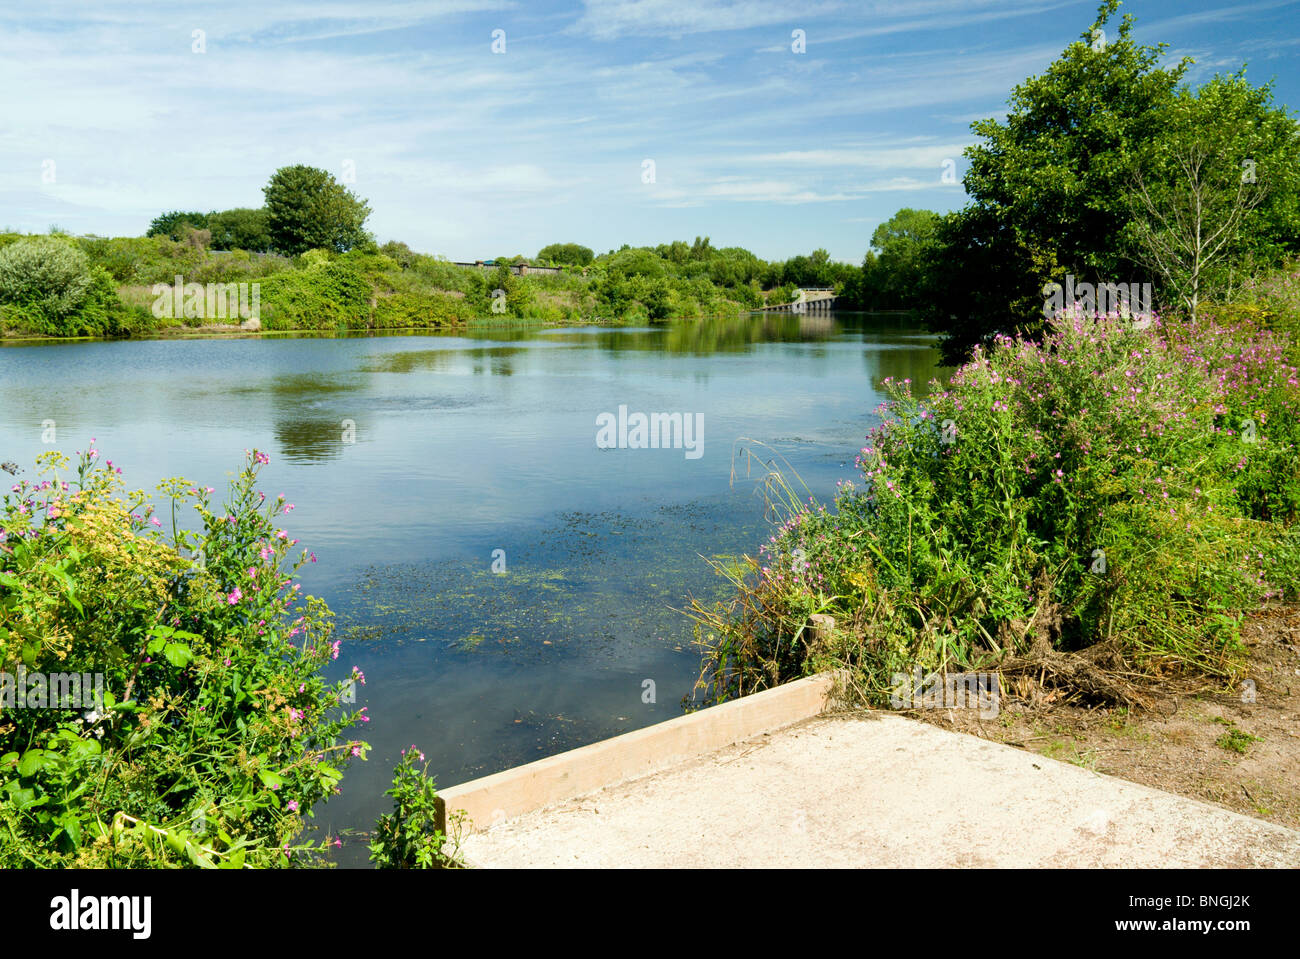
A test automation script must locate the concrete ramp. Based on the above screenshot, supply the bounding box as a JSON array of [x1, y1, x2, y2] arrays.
[[457, 711, 1300, 868]]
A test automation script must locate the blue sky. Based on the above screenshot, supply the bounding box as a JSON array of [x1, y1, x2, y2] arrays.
[[2, 0, 1297, 262]]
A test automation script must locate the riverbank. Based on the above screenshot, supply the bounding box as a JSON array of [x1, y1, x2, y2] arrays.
[[0, 231, 842, 340], [691, 264, 1300, 721], [913, 600, 1300, 830]]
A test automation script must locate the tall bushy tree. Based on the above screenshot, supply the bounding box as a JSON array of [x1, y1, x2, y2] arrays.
[[922, 1, 1190, 360], [207, 207, 272, 252], [1125, 72, 1300, 316], [146, 210, 209, 240], [263, 165, 372, 256], [866, 209, 940, 309]]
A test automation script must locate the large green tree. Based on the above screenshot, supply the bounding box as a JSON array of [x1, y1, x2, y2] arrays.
[[922, 1, 1191, 360], [207, 207, 272, 252], [1124, 72, 1300, 317], [262, 165, 372, 256], [864, 208, 940, 309]]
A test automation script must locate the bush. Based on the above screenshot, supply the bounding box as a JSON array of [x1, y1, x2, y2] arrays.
[[0, 236, 94, 319], [257, 259, 372, 330], [369, 746, 462, 868], [0, 448, 368, 867], [693, 308, 1300, 707]]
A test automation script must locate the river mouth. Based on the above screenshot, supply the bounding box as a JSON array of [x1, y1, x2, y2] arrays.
[[0, 311, 946, 866]]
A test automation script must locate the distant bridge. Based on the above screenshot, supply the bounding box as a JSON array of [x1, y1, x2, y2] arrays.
[[755, 288, 839, 313]]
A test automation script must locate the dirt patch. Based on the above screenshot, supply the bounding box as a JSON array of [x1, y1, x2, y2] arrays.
[[906, 603, 1300, 829]]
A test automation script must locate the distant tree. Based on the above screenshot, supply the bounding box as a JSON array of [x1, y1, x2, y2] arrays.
[[536, 243, 594, 267], [603, 248, 668, 278], [147, 210, 209, 240], [263, 165, 372, 256], [689, 236, 714, 260], [780, 250, 835, 288], [207, 207, 272, 252], [867, 209, 941, 309], [180, 225, 211, 252], [379, 240, 417, 267], [657, 240, 691, 264]]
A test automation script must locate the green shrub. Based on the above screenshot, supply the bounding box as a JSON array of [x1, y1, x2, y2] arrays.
[[0, 236, 94, 319], [693, 308, 1299, 706], [0, 448, 368, 867], [258, 260, 372, 330], [369, 747, 462, 868]]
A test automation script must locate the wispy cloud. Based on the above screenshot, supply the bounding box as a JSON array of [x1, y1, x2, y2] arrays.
[[0, 0, 1295, 262]]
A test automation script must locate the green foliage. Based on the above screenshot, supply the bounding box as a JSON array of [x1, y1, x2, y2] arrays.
[[263, 165, 372, 256], [905, 1, 1300, 362], [4, 220, 857, 337], [76, 235, 289, 287], [536, 242, 594, 267], [1216, 727, 1261, 754], [0, 237, 143, 337], [0, 449, 367, 867], [207, 208, 272, 252], [147, 211, 209, 240], [0, 236, 94, 317], [693, 304, 1300, 707], [257, 257, 373, 330], [1124, 72, 1300, 316], [858, 210, 940, 310], [369, 746, 462, 868]]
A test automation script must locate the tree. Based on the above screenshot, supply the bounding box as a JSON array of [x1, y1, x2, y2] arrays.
[[262, 165, 372, 256], [207, 207, 272, 252], [1128, 146, 1265, 321], [146, 211, 209, 240], [867, 209, 940, 309], [689, 236, 714, 260], [920, 0, 1190, 358], [536, 243, 594, 267], [1125, 72, 1300, 317]]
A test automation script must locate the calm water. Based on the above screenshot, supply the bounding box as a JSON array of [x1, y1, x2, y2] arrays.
[[0, 311, 944, 864]]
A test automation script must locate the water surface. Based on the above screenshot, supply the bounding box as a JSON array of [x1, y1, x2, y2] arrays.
[[0, 311, 945, 864]]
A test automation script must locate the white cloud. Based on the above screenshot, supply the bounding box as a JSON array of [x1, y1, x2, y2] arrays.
[[571, 0, 841, 40]]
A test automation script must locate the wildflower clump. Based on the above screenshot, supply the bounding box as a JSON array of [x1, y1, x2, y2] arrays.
[[693, 305, 1300, 705], [0, 448, 367, 867]]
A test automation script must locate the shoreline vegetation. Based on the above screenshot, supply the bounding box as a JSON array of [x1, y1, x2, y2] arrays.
[[689, 3, 1300, 720], [0, 225, 866, 342]]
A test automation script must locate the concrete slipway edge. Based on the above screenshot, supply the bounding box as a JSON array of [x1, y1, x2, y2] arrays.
[[438, 674, 1300, 868]]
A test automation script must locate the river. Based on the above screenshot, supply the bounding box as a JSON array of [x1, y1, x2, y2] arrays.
[[0, 311, 945, 864]]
